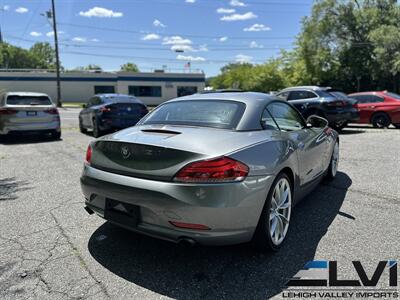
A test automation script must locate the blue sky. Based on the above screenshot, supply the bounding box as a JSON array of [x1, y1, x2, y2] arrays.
[[0, 0, 313, 76]]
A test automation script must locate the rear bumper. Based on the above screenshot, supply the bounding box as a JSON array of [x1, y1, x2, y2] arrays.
[[0, 120, 60, 135], [325, 108, 359, 124], [80, 164, 273, 246], [98, 117, 140, 130]]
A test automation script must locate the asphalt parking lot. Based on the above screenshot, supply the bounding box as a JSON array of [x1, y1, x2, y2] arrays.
[[0, 107, 399, 300]]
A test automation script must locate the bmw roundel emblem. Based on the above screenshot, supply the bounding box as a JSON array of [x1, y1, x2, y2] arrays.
[[121, 146, 131, 159]]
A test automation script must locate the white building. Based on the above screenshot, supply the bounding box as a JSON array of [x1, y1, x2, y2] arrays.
[[0, 70, 205, 105]]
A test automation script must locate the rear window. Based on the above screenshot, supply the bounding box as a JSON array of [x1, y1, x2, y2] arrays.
[[6, 95, 52, 105], [141, 100, 245, 129], [385, 92, 400, 100]]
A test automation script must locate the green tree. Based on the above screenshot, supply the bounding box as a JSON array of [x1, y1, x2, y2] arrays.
[[120, 62, 139, 72], [29, 42, 56, 69], [73, 64, 103, 71]]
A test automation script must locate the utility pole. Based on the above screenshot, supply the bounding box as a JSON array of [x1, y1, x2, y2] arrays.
[[48, 0, 62, 107]]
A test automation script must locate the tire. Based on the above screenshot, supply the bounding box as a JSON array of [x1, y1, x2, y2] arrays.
[[51, 130, 61, 140], [92, 118, 102, 138], [326, 140, 339, 180], [79, 118, 87, 133], [371, 112, 390, 128], [393, 124, 400, 129], [253, 173, 293, 252]]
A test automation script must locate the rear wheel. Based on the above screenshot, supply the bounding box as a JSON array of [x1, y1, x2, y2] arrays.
[[79, 118, 87, 133], [50, 130, 61, 140], [393, 124, 400, 129], [326, 140, 339, 180], [371, 112, 390, 128], [92, 118, 102, 138], [253, 173, 292, 252], [331, 121, 347, 131]]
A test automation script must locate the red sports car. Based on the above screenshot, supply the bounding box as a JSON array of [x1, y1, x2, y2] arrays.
[[348, 91, 400, 128]]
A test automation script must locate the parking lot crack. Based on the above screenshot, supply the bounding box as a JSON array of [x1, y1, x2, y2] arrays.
[[48, 210, 111, 299]]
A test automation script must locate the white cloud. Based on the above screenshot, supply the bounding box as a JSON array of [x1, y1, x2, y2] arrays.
[[249, 41, 263, 48], [142, 33, 161, 41], [235, 54, 252, 63], [244, 23, 271, 32], [185, 0, 196, 3], [220, 12, 257, 22], [177, 55, 205, 61], [163, 36, 192, 45], [30, 31, 42, 37], [72, 37, 87, 42], [15, 7, 28, 14], [90, 38, 100, 42], [219, 36, 228, 42], [216, 8, 235, 14], [79, 7, 123, 18], [2, 5, 10, 11], [171, 44, 207, 52], [153, 19, 166, 28], [46, 31, 64, 37], [230, 0, 246, 7], [171, 44, 194, 52]]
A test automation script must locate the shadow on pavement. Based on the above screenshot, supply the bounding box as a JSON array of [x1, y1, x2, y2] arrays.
[[0, 177, 32, 201], [0, 134, 61, 145], [88, 172, 352, 300]]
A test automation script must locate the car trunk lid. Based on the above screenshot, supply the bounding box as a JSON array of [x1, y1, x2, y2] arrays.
[[90, 124, 271, 180]]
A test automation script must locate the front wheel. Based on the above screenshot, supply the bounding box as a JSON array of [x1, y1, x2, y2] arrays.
[[326, 140, 339, 180], [253, 173, 292, 252]]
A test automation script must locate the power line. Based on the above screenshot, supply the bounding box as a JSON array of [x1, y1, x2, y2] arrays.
[[57, 22, 296, 41]]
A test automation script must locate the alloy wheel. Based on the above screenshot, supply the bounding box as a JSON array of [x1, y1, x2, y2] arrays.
[[269, 178, 292, 246]]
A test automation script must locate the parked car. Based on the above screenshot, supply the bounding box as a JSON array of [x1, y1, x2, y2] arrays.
[[79, 94, 148, 137], [0, 92, 61, 139], [276, 86, 359, 130], [81, 92, 339, 251], [348, 91, 400, 128]]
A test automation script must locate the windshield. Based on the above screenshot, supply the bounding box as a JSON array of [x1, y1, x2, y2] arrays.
[[141, 100, 245, 129], [6, 95, 52, 106], [385, 92, 400, 100]]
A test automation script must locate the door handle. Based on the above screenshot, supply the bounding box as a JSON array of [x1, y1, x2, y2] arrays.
[[368, 106, 375, 109], [297, 142, 305, 150]]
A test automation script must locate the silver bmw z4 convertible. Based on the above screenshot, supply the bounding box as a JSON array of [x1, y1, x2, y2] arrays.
[[81, 92, 339, 251]]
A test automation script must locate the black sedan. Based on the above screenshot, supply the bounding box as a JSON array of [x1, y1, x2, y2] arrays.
[[276, 86, 359, 130], [79, 94, 148, 137]]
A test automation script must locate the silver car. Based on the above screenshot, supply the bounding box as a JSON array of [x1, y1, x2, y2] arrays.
[[0, 92, 61, 139], [81, 92, 339, 251]]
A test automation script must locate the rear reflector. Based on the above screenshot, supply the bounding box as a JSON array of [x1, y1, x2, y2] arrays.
[[85, 145, 92, 164], [0, 108, 18, 115], [174, 156, 249, 183], [169, 221, 210, 230]]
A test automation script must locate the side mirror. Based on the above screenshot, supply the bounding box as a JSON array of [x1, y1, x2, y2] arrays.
[[306, 115, 328, 128], [81, 104, 87, 108]]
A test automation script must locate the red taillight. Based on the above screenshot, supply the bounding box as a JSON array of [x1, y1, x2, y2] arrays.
[[0, 108, 18, 115], [100, 106, 111, 113], [169, 221, 210, 230], [174, 157, 249, 183], [85, 145, 92, 164], [45, 108, 59, 115], [327, 101, 345, 107]]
